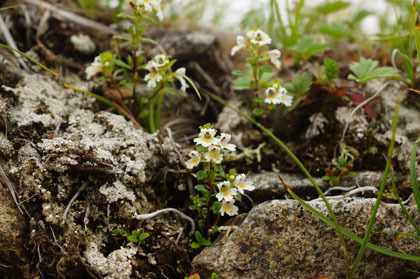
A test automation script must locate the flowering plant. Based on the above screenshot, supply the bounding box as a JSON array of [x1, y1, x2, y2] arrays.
[[187, 124, 255, 232], [231, 28, 293, 116], [84, 0, 197, 132]]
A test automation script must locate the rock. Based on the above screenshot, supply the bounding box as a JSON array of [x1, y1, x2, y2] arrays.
[[193, 198, 420, 279], [246, 171, 407, 203]]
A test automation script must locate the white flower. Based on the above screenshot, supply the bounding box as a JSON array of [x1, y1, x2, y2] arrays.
[[174, 68, 189, 92], [265, 86, 281, 104], [204, 145, 223, 164], [267, 49, 281, 69], [278, 87, 293, 107], [248, 29, 271, 46], [152, 54, 169, 67], [216, 181, 237, 202], [144, 62, 162, 88], [135, 0, 163, 21], [86, 55, 104, 79], [231, 35, 247, 56], [234, 173, 255, 194], [219, 133, 236, 151], [185, 150, 201, 169], [220, 200, 239, 216], [193, 128, 218, 147]]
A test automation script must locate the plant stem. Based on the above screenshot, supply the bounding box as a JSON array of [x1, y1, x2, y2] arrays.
[[155, 87, 165, 129], [149, 95, 156, 133]]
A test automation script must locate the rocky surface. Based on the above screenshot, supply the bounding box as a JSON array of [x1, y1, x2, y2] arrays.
[[193, 198, 420, 279]]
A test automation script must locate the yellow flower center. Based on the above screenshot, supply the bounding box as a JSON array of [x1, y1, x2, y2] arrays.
[[239, 184, 246, 189], [224, 205, 231, 211]]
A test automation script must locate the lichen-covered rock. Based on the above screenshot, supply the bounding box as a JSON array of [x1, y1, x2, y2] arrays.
[[193, 198, 420, 279]]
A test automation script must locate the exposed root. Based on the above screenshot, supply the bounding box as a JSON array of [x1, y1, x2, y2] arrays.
[[133, 208, 195, 236]]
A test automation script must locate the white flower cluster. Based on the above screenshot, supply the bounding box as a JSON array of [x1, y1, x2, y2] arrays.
[[187, 127, 255, 216], [231, 28, 282, 69], [216, 174, 255, 216], [265, 83, 292, 106], [134, 0, 163, 21], [144, 54, 189, 92]]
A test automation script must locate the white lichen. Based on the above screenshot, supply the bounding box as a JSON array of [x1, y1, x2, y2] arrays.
[[84, 242, 137, 279], [70, 34, 96, 55], [99, 181, 136, 203]]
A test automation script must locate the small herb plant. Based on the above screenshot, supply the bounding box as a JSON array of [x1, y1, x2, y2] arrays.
[[231, 28, 293, 117], [186, 124, 255, 239], [322, 155, 357, 186], [85, 0, 198, 133], [112, 228, 149, 245]]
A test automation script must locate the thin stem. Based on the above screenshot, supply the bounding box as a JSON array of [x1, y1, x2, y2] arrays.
[[349, 90, 403, 278], [149, 95, 156, 133], [155, 87, 165, 129]]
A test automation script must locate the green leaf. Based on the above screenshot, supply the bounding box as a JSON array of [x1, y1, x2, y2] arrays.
[[349, 171, 358, 177], [259, 65, 273, 74], [114, 59, 131, 70], [410, 137, 420, 214], [138, 232, 150, 242], [141, 37, 158, 45], [322, 176, 331, 181], [211, 273, 219, 279], [324, 58, 338, 80], [252, 108, 266, 116], [197, 146, 207, 153], [331, 176, 340, 185], [348, 58, 399, 84], [112, 35, 131, 41], [195, 231, 205, 242], [201, 239, 212, 246], [232, 75, 254, 90], [259, 72, 276, 87], [196, 170, 208, 181], [117, 12, 135, 19], [195, 184, 207, 192], [253, 97, 265, 104], [283, 72, 312, 95], [191, 242, 201, 249], [338, 156, 346, 168], [318, 23, 348, 40], [232, 70, 248, 77], [211, 201, 221, 214], [316, 1, 350, 14], [291, 36, 329, 58]]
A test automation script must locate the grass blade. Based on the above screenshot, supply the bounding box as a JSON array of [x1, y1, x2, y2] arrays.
[[410, 136, 420, 213]]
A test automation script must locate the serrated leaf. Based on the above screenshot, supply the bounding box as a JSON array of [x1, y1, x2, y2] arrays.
[[232, 76, 254, 90], [196, 170, 208, 181], [291, 36, 329, 58], [284, 72, 313, 95], [259, 72, 276, 87], [348, 58, 399, 84], [324, 58, 338, 80]]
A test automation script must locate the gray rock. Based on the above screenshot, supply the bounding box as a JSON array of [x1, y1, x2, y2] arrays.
[[193, 198, 420, 279]]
